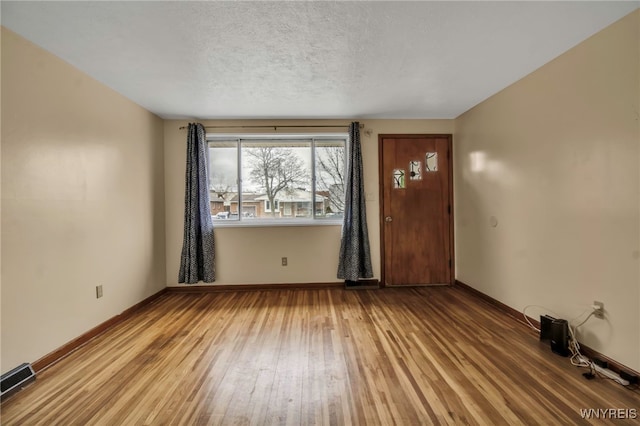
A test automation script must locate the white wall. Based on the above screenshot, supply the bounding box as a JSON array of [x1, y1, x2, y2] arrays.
[[164, 119, 453, 286], [454, 11, 640, 370], [1, 28, 166, 373]]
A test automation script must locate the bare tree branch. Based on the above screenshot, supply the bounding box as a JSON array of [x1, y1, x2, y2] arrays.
[[317, 146, 346, 213], [246, 146, 308, 216]]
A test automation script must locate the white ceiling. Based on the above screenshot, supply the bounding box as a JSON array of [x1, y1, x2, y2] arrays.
[[2, 1, 638, 120]]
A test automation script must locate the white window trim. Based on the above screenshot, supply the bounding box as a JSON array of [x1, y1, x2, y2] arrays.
[[212, 219, 342, 228]]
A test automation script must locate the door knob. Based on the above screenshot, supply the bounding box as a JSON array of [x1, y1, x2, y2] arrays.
[[385, 216, 393, 222]]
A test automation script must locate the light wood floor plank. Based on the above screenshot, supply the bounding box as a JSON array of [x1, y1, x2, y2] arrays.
[[2, 287, 639, 425]]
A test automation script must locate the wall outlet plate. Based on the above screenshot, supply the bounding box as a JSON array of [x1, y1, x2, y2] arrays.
[[593, 301, 604, 319]]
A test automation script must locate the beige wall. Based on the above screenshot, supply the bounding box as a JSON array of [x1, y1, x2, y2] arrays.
[[454, 11, 640, 370], [0, 26, 4, 372], [1, 28, 166, 373], [164, 119, 453, 286], [637, 10, 640, 373]]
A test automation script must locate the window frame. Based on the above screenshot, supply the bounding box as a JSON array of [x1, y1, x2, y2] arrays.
[[207, 133, 348, 228]]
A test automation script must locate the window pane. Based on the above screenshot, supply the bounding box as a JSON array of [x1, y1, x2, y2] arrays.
[[208, 140, 239, 221], [409, 160, 422, 180], [426, 152, 438, 172], [315, 139, 346, 220], [241, 139, 312, 220], [393, 169, 406, 189]]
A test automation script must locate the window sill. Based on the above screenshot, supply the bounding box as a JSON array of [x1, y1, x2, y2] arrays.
[[211, 218, 343, 228]]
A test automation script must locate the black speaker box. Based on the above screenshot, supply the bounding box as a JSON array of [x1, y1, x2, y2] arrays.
[[550, 319, 570, 357], [539, 315, 555, 341]]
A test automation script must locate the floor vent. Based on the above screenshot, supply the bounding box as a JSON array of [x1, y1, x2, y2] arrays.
[[1, 363, 36, 400]]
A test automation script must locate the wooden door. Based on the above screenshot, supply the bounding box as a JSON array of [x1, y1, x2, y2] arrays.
[[379, 135, 453, 286]]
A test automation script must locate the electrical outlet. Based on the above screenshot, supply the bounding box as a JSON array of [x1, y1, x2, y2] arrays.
[[593, 301, 604, 319], [281, 257, 288, 266], [96, 285, 103, 299]]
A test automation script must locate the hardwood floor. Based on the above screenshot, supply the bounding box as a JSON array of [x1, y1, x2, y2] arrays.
[[2, 286, 639, 425]]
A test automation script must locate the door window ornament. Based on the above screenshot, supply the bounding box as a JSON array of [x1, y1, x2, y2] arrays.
[[426, 153, 438, 172], [409, 161, 422, 180], [393, 169, 406, 189]]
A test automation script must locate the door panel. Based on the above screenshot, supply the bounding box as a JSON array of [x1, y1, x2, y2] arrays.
[[380, 135, 453, 286]]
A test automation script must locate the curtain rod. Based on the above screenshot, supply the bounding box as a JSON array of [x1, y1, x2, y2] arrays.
[[178, 124, 364, 130]]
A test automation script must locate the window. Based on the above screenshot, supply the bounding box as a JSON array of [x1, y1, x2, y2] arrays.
[[208, 135, 347, 225], [265, 200, 279, 213]]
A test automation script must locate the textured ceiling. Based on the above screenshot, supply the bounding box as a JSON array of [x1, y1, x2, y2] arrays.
[[2, 1, 638, 119]]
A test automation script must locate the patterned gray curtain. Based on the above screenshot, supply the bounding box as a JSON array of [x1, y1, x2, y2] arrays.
[[179, 123, 216, 283], [337, 122, 373, 281]]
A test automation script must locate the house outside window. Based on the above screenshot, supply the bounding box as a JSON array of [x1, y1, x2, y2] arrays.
[[208, 135, 346, 226]]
